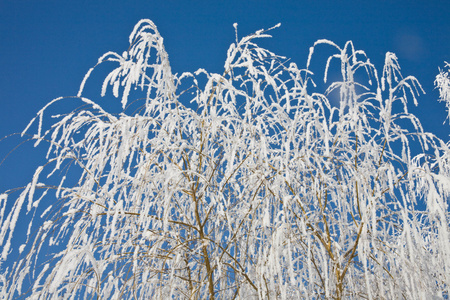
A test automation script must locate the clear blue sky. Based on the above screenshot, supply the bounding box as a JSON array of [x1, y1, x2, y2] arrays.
[[0, 0, 449, 192]]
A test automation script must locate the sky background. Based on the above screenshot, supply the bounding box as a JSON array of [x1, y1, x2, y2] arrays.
[[0, 1, 449, 202]]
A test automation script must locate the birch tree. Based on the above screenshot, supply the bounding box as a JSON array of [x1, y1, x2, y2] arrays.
[[1, 19, 449, 299]]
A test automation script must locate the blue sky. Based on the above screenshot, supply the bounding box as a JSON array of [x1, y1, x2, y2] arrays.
[[0, 0, 449, 193]]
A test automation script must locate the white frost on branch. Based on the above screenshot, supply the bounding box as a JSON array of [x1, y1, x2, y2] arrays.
[[1, 19, 449, 299], [436, 62, 450, 121]]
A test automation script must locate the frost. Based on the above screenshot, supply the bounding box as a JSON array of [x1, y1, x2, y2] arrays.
[[435, 62, 450, 121], [42, 221, 53, 230], [1, 19, 450, 300], [18, 244, 26, 254]]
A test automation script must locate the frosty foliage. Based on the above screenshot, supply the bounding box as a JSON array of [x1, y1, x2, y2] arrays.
[[1, 19, 450, 299], [436, 62, 450, 121]]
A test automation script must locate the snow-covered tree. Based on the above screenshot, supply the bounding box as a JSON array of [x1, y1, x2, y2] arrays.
[[1, 19, 449, 299]]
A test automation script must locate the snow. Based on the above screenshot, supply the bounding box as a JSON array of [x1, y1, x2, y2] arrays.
[[1, 19, 450, 299]]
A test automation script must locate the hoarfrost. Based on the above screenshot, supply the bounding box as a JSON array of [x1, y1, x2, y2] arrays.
[[0, 19, 449, 300]]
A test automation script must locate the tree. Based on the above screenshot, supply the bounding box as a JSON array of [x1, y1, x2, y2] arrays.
[[0, 19, 449, 299]]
